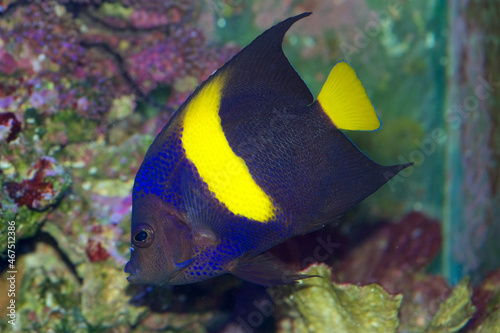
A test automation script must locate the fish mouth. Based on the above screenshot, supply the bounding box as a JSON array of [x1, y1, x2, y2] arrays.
[[124, 261, 139, 283]]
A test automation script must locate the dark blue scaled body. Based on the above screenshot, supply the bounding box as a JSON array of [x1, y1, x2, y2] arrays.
[[125, 13, 410, 286]]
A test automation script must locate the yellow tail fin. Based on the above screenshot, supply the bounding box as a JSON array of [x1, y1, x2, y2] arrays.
[[317, 61, 381, 131]]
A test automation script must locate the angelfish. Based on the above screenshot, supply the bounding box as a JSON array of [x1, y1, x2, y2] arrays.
[[125, 13, 410, 286]]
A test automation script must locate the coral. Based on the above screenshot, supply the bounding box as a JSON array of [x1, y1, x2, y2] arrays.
[[135, 311, 215, 333], [79, 260, 145, 330], [426, 278, 475, 332], [268, 214, 491, 333], [335, 212, 442, 283], [270, 264, 402, 333], [0, 0, 238, 122], [331, 212, 449, 332], [4, 157, 71, 210], [467, 269, 500, 330], [0, 112, 21, 142], [471, 311, 500, 333], [0, 156, 71, 253], [85, 239, 110, 262], [266, 212, 500, 332], [0, 0, 240, 331], [3, 243, 84, 331], [333, 212, 448, 332], [0, 242, 147, 332], [329, 212, 500, 333]]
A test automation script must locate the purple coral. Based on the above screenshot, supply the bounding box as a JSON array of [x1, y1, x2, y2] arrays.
[[0, 0, 238, 124]]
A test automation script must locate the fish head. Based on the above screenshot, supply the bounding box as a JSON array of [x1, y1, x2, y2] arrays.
[[125, 193, 193, 285]]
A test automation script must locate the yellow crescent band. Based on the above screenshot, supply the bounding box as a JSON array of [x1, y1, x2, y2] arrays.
[[181, 74, 276, 222]]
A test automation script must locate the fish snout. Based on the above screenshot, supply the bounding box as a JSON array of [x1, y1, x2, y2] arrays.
[[124, 260, 139, 283]]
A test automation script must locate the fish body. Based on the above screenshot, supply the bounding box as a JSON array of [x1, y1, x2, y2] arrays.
[[125, 13, 409, 286]]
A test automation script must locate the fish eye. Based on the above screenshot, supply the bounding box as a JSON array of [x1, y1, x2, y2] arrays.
[[132, 224, 154, 248]]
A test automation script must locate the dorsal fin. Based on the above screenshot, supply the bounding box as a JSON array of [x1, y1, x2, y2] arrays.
[[220, 12, 313, 106]]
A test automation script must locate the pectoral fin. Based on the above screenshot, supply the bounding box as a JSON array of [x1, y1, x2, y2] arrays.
[[174, 257, 195, 271], [229, 251, 320, 286]]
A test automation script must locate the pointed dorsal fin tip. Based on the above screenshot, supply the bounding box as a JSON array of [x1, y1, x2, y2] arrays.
[[253, 12, 313, 47], [212, 12, 315, 107], [275, 11, 312, 34], [273, 12, 312, 27], [287, 12, 313, 22]]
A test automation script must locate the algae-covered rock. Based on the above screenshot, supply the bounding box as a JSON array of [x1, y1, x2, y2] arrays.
[[467, 268, 500, 330], [471, 309, 500, 332], [80, 261, 146, 330], [0, 156, 72, 253], [109, 95, 136, 121], [333, 212, 450, 332], [0, 242, 145, 332], [426, 278, 476, 332], [270, 264, 402, 333], [136, 311, 215, 333], [1, 242, 83, 332], [5, 157, 72, 211]]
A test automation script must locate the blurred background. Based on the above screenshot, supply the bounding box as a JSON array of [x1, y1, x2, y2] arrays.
[[1, 0, 499, 332]]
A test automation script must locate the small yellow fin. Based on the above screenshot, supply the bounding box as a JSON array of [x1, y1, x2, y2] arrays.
[[317, 61, 381, 131]]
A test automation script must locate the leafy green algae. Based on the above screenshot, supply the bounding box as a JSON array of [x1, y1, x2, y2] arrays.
[[426, 278, 476, 332], [270, 264, 403, 333], [269, 265, 488, 333]]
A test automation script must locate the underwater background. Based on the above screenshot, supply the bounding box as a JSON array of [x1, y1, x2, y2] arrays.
[[0, 0, 499, 332]]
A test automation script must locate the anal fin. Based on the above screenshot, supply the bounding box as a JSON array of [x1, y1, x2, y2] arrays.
[[229, 251, 320, 286]]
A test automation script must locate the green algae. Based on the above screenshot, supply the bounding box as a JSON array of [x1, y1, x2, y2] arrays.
[[270, 264, 402, 333], [0, 243, 145, 332], [1, 206, 48, 247], [50, 109, 99, 144], [80, 261, 146, 329], [0, 194, 21, 253], [4, 243, 82, 332], [426, 278, 476, 332], [268, 265, 494, 333], [100, 2, 134, 19], [109, 95, 135, 121]]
